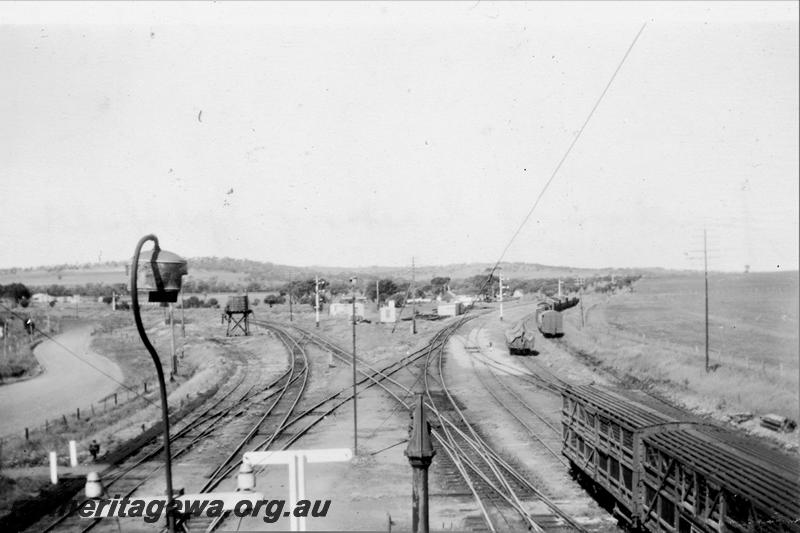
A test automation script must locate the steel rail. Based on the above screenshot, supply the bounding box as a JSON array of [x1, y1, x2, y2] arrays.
[[37, 371, 254, 533], [201, 324, 310, 493], [39, 333, 300, 533], [237, 317, 586, 532], [425, 324, 543, 532]]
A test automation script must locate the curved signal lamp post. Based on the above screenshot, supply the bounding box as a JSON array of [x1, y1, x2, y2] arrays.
[[130, 234, 188, 533]]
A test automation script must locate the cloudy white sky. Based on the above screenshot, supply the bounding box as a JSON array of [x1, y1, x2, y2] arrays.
[[1, 2, 797, 271]]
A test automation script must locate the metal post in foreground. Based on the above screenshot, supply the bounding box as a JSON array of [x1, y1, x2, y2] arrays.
[[405, 394, 435, 533], [131, 234, 188, 533]]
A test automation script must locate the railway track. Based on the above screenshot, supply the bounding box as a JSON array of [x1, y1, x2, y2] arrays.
[[185, 322, 311, 532], [280, 315, 590, 532], [32, 330, 307, 533], [463, 333, 566, 467], [423, 321, 589, 533]]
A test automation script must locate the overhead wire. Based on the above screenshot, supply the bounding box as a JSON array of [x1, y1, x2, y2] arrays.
[[476, 22, 648, 298], [0, 301, 160, 409]]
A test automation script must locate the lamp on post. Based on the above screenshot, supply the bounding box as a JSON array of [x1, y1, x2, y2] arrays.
[[130, 234, 187, 533], [405, 394, 435, 533]]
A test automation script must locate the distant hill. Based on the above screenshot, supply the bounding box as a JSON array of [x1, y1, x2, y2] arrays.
[[0, 257, 666, 288]]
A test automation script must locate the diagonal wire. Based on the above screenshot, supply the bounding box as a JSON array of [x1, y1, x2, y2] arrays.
[[0, 302, 160, 408], [478, 22, 648, 298]]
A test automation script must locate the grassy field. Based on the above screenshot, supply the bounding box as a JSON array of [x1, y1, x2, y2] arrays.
[[607, 272, 798, 370], [561, 272, 799, 440]]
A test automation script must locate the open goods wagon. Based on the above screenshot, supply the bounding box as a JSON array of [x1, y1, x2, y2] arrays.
[[551, 296, 580, 312], [561, 385, 799, 533], [505, 317, 536, 355]]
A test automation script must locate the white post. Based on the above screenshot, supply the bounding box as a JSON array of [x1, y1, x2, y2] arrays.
[[288, 455, 298, 531], [297, 454, 306, 530], [49, 451, 58, 484], [69, 440, 78, 467], [287, 453, 309, 531]]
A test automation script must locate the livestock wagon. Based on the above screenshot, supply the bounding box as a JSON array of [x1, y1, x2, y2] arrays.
[[561, 385, 800, 532]]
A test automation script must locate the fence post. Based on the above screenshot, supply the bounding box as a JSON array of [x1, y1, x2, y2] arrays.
[[69, 440, 78, 467], [49, 451, 58, 484]]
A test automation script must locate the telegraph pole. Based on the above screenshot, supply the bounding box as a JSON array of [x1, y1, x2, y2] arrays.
[[180, 289, 186, 338], [411, 257, 417, 335], [315, 276, 321, 328], [498, 269, 504, 321], [579, 277, 586, 328], [350, 277, 359, 454], [169, 304, 177, 376], [376, 279, 380, 312], [288, 282, 293, 322], [704, 228, 709, 373]]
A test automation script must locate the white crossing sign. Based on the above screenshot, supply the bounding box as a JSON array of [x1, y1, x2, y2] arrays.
[[243, 448, 352, 531]]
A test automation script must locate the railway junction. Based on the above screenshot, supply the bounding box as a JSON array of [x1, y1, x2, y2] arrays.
[[3, 300, 798, 533]]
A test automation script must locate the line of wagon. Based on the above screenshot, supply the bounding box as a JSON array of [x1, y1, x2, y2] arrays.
[[561, 385, 799, 533]]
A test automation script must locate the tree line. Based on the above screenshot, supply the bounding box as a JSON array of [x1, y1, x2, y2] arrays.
[[2, 273, 642, 311]]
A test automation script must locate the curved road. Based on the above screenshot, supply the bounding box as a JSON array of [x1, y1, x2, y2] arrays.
[[0, 324, 124, 438]]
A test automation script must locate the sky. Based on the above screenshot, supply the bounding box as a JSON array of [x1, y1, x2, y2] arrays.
[[1, 1, 798, 272]]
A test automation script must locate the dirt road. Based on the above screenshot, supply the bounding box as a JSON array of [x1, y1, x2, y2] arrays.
[[0, 324, 124, 438]]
